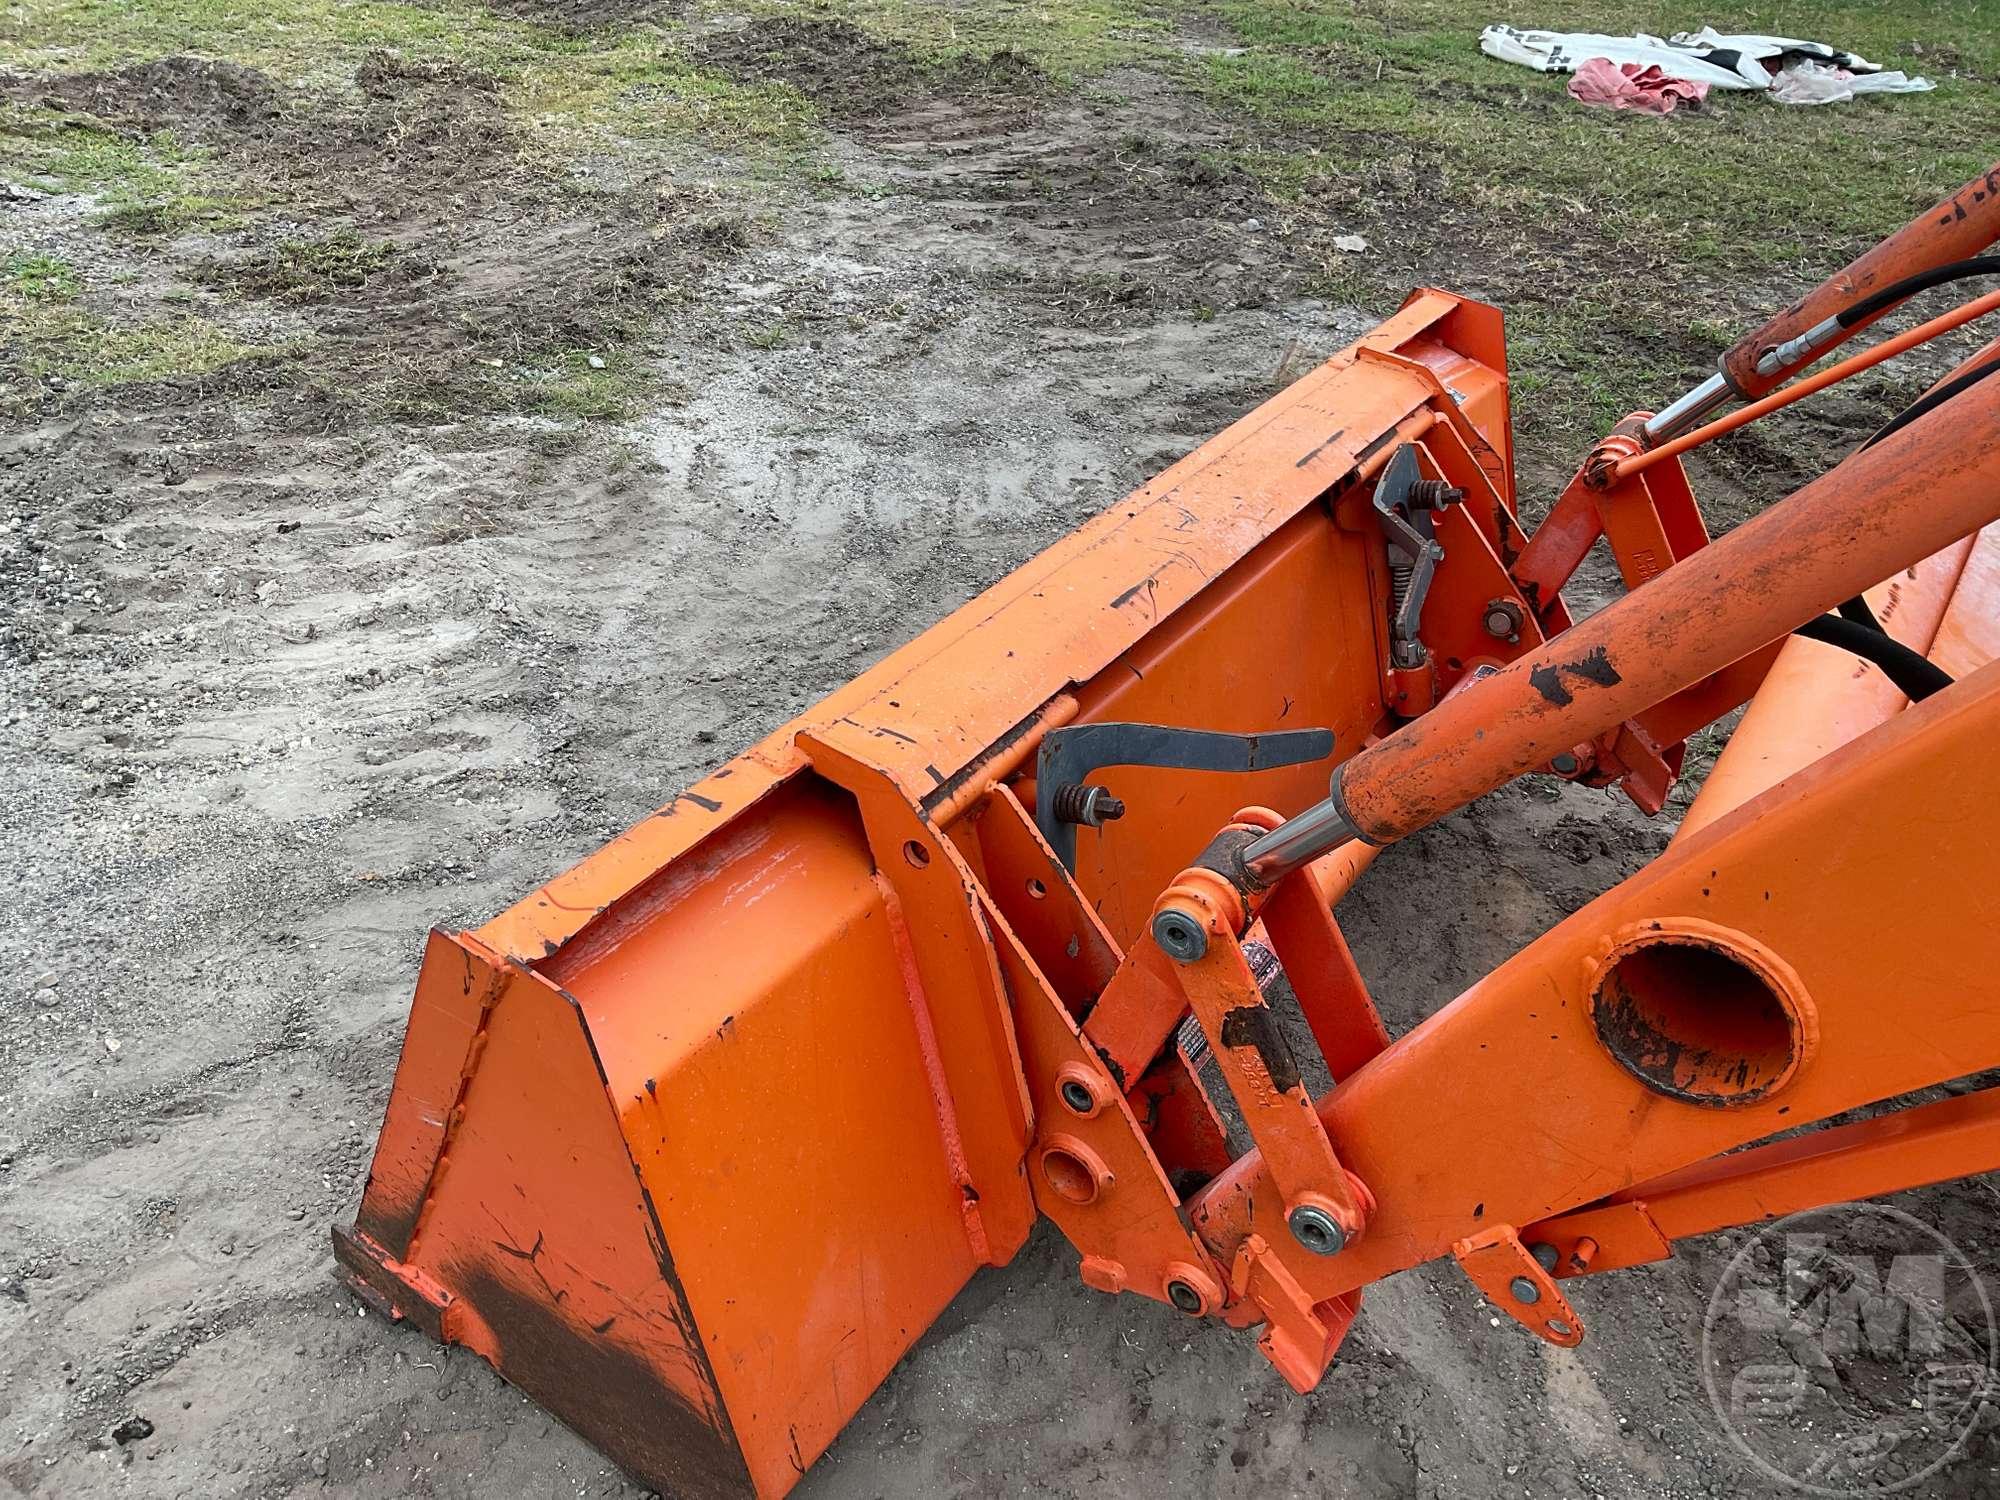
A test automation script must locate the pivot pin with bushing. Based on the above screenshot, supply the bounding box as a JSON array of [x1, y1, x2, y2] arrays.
[[1152, 907, 1208, 963], [1288, 1203, 1346, 1257]]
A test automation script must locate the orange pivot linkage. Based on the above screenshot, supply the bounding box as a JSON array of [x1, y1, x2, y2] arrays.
[[342, 164, 2000, 1497]]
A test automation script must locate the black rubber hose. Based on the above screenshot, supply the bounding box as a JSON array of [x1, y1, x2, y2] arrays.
[[1836, 256, 2000, 329], [1793, 614, 1953, 702], [1818, 355, 2000, 625], [1861, 354, 2000, 452], [1836, 595, 1884, 632]]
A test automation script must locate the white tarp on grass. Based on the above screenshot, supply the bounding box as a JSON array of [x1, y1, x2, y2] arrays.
[[1479, 25, 1935, 100]]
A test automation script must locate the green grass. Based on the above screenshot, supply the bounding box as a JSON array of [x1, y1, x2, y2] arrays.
[[4, 249, 262, 395], [1203, 0, 1994, 247], [1, 110, 245, 232], [522, 350, 650, 420], [11, 0, 555, 80], [1196, 0, 1998, 461], [3, 296, 262, 390], [4, 0, 819, 159], [512, 36, 815, 152], [7, 252, 81, 301]]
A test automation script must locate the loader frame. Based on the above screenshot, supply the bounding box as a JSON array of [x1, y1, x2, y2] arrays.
[[341, 169, 2000, 1498]]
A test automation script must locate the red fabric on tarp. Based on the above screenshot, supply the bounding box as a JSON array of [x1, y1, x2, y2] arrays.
[[1567, 57, 1711, 113]]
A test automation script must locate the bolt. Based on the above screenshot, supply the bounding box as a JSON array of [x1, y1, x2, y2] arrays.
[[1407, 478, 1463, 510], [1509, 1275, 1541, 1304], [1151, 908, 1208, 963], [1167, 1279, 1206, 1315], [1288, 1204, 1345, 1257], [1550, 752, 1580, 777], [1482, 598, 1525, 640], [1059, 1079, 1095, 1115], [1528, 1241, 1559, 1272], [1052, 783, 1127, 827]]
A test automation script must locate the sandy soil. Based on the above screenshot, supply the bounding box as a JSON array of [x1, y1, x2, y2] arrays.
[[3, 34, 1995, 1500]]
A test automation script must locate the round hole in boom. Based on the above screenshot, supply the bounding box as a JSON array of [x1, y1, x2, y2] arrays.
[[1040, 1141, 1108, 1205], [1027, 877, 1048, 900], [901, 840, 930, 869], [1589, 925, 1812, 1107]]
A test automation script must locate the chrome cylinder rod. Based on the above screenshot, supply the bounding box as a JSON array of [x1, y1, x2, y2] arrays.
[[1640, 371, 1732, 444], [1240, 783, 1366, 887]]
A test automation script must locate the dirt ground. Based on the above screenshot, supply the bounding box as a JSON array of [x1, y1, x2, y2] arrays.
[[3, 18, 1996, 1500]]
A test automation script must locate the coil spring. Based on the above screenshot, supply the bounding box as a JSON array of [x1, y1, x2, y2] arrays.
[[1387, 481, 1457, 621], [1050, 783, 1095, 824], [1388, 556, 1414, 614]]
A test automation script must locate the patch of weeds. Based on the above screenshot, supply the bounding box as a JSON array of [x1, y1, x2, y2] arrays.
[[598, 435, 653, 474], [0, 110, 243, 231], [3, 294, 262, 394], [692, 214, 753, 252], [521, 351, 649, 420], [223, 229, 402, 300], [6, 252, 81, 301], [2, 182, 264, 403], [513, 35, 818, 156], [525, 422, 591, 458], [77, 318, 261, 385], [745, 320, 790, 350]]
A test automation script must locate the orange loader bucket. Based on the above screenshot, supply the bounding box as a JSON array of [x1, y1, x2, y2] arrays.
[[337, 290, 1519, 1498]]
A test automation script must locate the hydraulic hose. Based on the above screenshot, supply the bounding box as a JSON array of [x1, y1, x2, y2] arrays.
[[1793, 614, 1953, 702], [1756, 257, 2000, 379], [1860, 354, 2000, 452], [1720, 164, 2000, 400], [1614, 287, 2000, 483], [1835, 256, 2000, 336]]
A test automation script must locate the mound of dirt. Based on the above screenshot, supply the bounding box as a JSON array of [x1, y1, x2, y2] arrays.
[[186, 196, 750, 429], [6, 44, 754, 433], [257, 52, 516, 206], [1, 56, 280, 136], [700, 17, 1045, 123]]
